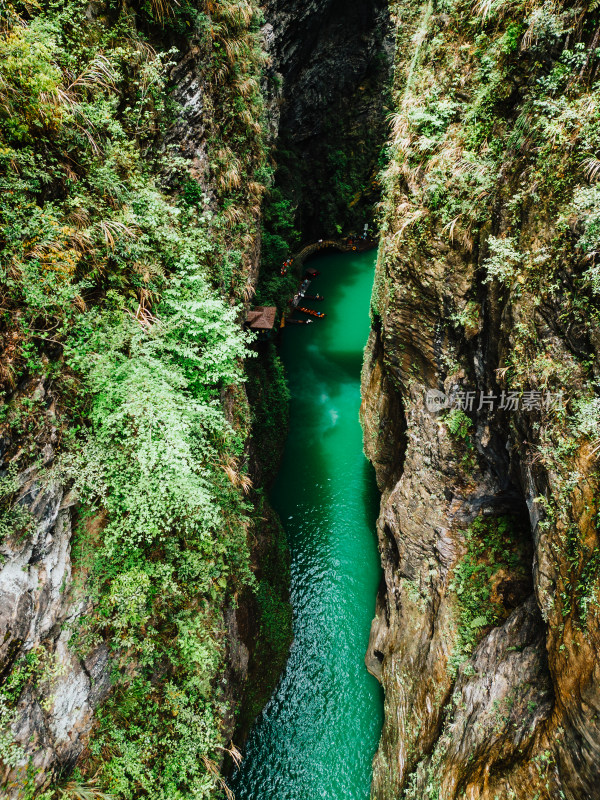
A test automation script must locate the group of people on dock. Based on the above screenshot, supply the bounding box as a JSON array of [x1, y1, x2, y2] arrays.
[[280, 257, 294, 276]]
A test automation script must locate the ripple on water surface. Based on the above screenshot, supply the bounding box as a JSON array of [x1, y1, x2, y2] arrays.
[[230, 249, 383, 800]]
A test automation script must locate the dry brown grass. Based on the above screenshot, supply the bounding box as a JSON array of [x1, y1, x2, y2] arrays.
[[223, 205, 245, 227], [223, 34, 248, 64], [99, 220, 139, 249], [147, 0, 181, 22], [205, 0, 255, 28], [219, 165, 242, 191], [202, 755, 235, 800], [62, 779, 114, 800], [392, 207, 428, 243], [248, 181, 265, 197], [221, 456, 253, 494], [236, 76, 258, 98]]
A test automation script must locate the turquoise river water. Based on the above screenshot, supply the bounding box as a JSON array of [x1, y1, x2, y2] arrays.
[[230, 248, 384, 800]]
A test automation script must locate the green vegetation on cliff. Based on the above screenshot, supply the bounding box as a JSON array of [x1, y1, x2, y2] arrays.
[[0, 0, 279, 797], [448, 514, 531, 675], [365, 0, 600, 797], [379, 0, 600, 631]]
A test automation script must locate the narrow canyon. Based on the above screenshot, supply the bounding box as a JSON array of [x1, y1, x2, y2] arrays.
[[1, 1, 600, 799]]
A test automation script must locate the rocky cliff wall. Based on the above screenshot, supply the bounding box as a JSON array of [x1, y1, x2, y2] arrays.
[[0, 2, 272, 796], [262, 0, 393, 240], [362, 2, 600, 798], [0, 429, 112, 792]]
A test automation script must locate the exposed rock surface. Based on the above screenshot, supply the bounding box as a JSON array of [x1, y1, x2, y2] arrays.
[[362, 5, 600, 800], [361, 2, 600, 798], [0, 459, 111, 791], [264, 0, 389, 141], [263, 0, 393, 238]]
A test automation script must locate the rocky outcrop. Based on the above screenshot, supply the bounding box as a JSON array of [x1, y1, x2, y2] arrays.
[[361, 1, 600, 798], [0, 457, 112, 791], [264, 0, 390, 141]]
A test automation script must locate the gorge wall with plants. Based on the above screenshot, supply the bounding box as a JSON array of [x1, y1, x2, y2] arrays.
[[258, 0, 393, 274], [362, 0, 600, 797], [0, 0, 293, 797], [7, 0, 600, 797]]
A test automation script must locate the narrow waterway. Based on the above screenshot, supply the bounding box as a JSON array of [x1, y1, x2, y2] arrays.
[[230, 248, 384, 800]]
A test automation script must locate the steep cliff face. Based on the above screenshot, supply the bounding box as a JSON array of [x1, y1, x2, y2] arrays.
[[0, 435, 112, 790], [0, 1, 275, 796], [0, 0, 393, 793], [362, 2, 600, 798], [262, 0, 393, 241]]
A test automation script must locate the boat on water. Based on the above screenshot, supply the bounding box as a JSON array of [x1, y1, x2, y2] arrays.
[[297, 306, 326, 319], [302, 294, 323, 301], [286, 318, 313, 325]]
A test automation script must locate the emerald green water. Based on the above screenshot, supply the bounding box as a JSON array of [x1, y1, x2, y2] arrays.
[[230, 249, 384, 800]]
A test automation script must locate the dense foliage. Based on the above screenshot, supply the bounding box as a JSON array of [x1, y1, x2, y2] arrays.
[[0, 0, 274, 797], [448, 515, 530, 674]]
